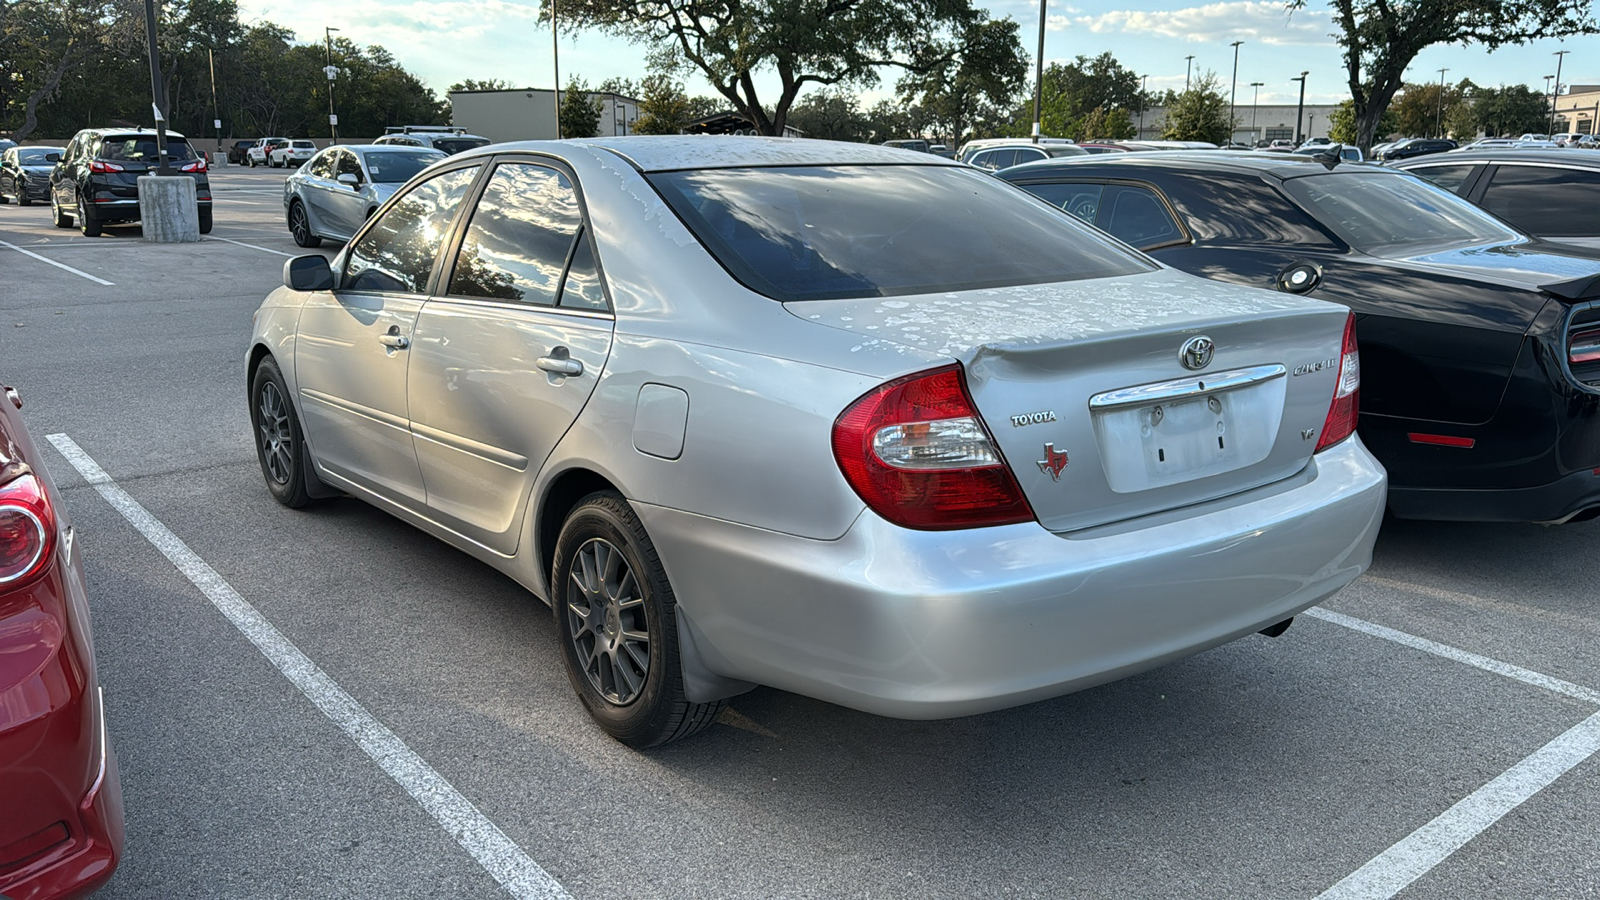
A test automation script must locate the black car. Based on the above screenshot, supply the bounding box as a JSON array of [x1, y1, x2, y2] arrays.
[[1375, 138, 1456, 161], [999, 152, 1600, 523], [0, 145, 63, 205], [226, 139, 258, 165], [1393, 149, 1600, 252], [50, 128, 213, 236]]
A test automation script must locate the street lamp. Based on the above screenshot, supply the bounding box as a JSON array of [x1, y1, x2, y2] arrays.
[[142, 0, 171, 174], [1250, 81, 1264, 145], [1291, 71, 1309, 144], [1139, 74, 1149, 137], [324, 27, 340, 142], [1032, 0, 1047, 144], [1184, 55, 1195, 91], [551, 0, 562, 139], [1229, 41, 1244, 141], [1552, 49, 1571, 134], [1436, 67, 1448, 138]]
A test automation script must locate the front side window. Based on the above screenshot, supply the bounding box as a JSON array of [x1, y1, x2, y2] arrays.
[[344, 166, 479, 293], [1481, 165, 1600, 238], [335, 151, 363, 181], [1283, 171, 1520, 254], [648, 164, 1154, 302], [448, 163, 582, 305]]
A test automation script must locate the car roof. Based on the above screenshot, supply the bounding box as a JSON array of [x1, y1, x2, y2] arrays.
[[543, 136, 965, 172], [999, 149, 1395, 181], [89, 128, 189, 139], [1394, 148, 1600, 168]]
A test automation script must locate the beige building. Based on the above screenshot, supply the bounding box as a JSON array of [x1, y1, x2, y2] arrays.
[[1134, 103, 1341, 145], [447, 88, 641, 143], [1554, 85, 1600, 135]]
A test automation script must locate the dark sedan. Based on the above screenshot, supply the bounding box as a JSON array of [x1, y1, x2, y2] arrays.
[[226, 139, 258, 165], [0, 145, 62, 205], [999, 152, 1600, 523], [1393, 149, 1600, 252], [1375, 138, 1456, 161]]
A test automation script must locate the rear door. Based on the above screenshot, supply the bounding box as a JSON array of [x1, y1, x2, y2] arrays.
[[294, 162, 481, 506], [1472, 162, 1600, 251], [407, 157, 614, 555]]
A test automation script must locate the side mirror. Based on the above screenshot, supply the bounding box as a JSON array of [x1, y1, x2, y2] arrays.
[[337, 172, 360, 186], [45, 153, 61, 163], [284, 255, 334, 292]]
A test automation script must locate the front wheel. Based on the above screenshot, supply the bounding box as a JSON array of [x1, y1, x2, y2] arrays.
[[288, 201, 320, 247], [553, 492, 724, 748], [250, 357, 319, 508]]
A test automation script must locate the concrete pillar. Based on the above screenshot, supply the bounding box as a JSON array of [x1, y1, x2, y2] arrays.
[[138, 175, 199, 243]]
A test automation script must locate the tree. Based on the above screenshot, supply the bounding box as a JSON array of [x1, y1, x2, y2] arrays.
[[632, 72, 692, 134], [596, 76, 638, 97], [1074, 106, 1135, 141], [1161, 72, 1232, 144], [552, 0, 1025, 137], [1472, 85, 1550, 137], [449, 78, 515, 92], [895, 17, 1025, 148], [1298, 0, 1597, 151], [559, 75, 602, 138], [1389, 80, 1473, 139], [1026, 52, 1141, 140], [1328, 99, 1396, 143]]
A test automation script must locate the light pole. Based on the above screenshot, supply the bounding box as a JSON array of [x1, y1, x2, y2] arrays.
[[1139, 74, 1148, 137], [324, 27, 340, 142], [208, 47, 220, 154], [1229, 41, 1244, 141], [1552, 49, 1570, 134], [1032, 0, 1046, 143], [1250, 81, 1264, 144], [551, 0, 561, 138], [1545, 74, 1556, 134], [142, 0, 170, 174], [1436, 67, 1448, 138], [1184, 55, 1194, 91], [1291, 71, 1308, 144]]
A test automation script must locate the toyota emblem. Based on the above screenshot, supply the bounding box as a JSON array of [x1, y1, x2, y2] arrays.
[[1179, 336, 1214, 370]]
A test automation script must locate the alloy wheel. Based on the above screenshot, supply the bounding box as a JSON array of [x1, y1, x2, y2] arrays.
[[290, 204, 309, 244], [565, 538, 650, 705], [255, 381, 294, 485]]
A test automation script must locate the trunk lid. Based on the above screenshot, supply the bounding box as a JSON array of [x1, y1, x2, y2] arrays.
[[789, 270, 1354, 532]]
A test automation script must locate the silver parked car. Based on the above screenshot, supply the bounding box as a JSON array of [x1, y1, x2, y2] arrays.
[[247, 137, 1387, 747], [283, 145, 446, 246]]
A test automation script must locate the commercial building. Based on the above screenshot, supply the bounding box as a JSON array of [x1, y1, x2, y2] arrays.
[[447, 88, 641, 143], [1554, 85, 1600, 135], [1132, 103, 1341, 145]]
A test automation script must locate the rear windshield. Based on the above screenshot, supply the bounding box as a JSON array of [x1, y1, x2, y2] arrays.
[[647, 164, 1154, 302], [432, 138, 490, 154], [17, 149, 57, 165], [364, 150, 444, 183], [99, 136, 195, 161], [1283, 171, 1520, 254], [291, 141, 315, 149]]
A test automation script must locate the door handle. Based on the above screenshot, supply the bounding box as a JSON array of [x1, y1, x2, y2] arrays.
[[536, 355, 583, 376], [378, 333, 410, 350]]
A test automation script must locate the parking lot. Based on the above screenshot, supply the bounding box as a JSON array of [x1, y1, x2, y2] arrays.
[[3, 164, 1600, 899]]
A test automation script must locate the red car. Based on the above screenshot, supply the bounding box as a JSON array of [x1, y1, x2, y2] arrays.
[[0, 384, 123, 899]]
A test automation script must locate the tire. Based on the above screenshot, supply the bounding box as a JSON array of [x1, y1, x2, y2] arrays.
[[0, 183, 9, 204], [198, 208, 212, 235], [52, 195, 71, 228], [288, 200, 320, 247], [78, 196, 101, 237], [16, 190, 30, 207], [248, 156, 256, 168], [552, 491, 725, 748], [250, 357, 319, 508]]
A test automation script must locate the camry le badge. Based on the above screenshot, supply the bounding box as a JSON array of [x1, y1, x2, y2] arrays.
[[1180, 335, 1215, 370], [1038, 443, 1069, 481]]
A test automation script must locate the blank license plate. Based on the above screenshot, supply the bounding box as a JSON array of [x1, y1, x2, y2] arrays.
[[1093, 387, 1279, 493]]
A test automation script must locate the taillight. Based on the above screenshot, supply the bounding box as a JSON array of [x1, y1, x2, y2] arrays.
[[88, 160, 124, 173], [1315, 313, 1360, 452], [180, 157, 207, 172], [0, 473, 55, 588], [1569, 327, 1600, 365], [832, 365, 1034, 530]]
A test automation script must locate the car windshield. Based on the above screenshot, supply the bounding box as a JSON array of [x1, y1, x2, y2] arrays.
[[647, 164, 1155, 302], [100, 137, 195, 161], [1283, 171, 1520, 254], [431, 138, 490, 154], [363, 151, 444, 183], [17, 149, 56, 165]]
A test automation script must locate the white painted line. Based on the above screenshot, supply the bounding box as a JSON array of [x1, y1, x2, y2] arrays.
[[1305, 607, 1600, 705], [45, 433, 571, 900], [206, 235, 296, 257], [1317, 709, 1600, 900], [0, 239, 114, 285]]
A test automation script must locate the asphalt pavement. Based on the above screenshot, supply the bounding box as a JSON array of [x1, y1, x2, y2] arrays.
[[2, 165, 1598, 899]]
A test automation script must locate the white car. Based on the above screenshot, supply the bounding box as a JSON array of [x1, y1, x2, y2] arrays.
[[247, 138, 286, 167], [270, 140, 317, 168]]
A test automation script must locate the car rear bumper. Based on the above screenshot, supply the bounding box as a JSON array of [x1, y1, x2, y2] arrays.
[[642, 436, 1388, 719], [1388, 466, 1600, 523]]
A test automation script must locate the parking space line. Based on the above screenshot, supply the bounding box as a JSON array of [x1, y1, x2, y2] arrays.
[[206, 236, 296, 257], [0, 240, 114, 285], [1304, 607, 1600, 704], [1316, 709, 1600, 900], [44, 433, 572, 900]]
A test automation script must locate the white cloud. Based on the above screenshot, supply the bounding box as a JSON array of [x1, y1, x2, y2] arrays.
[[1066, 1, 1332, 45]]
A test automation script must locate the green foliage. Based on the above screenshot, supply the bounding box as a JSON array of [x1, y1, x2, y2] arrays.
[[559, 75, 602, 138], [553, 0, 1026, 137], [1329, 98, 1396, 143], [895, 17, 1026, 147], [1472, 85, 1552, 137], [1389, 81, 1475, 139], [1160, 72, 1232, 144], [787, 88, 868, 142], [1025, 53, 1141, 140], [1074, 106, 1135, 141], [450, 79, 516, 92], [633, 72, 692, 134]]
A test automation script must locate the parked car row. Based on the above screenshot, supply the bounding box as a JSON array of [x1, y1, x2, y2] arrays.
[[2, 128, 213, 236]]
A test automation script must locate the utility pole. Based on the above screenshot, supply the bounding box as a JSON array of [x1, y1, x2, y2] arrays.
[[1139, 74, 1148, 137], [1184, 55, 1194, 91], [1032, 0, 1046, 143], [1436, 68, 1448, 138], [1552, 49, 1570, 134], [552, 0, 562, 139], [1291, 71, 1308, 145], [208, 47, 220, 155], [324, 27, 340, 142], [1229, 41, 1243, 143], [1250, 81, 1264, 144], [1545, 75, 1556, 134], [142, 0, 170, 174]]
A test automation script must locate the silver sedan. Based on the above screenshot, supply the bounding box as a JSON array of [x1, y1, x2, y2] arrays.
[[247, 137, 1387, 747], [283, 144, 445, 247]]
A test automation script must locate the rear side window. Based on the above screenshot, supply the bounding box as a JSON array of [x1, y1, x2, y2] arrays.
[[307, 151, 336, 178], [648, 165, 1153, 302], [448, 163, 582, 306], [432, 138, 490, 155], [1283, 171, 1520, 253], [1098, 185, 1184, 249], [971, 149, 1017, 171], [1481, 165, 1600, 238], [344, 166, 479, 293], [1019, 182, 1104, 224], [99, 137, 195, 161], [1409, 165, 1477, 194]]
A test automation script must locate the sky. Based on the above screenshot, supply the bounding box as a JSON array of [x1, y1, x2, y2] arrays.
[[243, 0, 1597, 110]]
